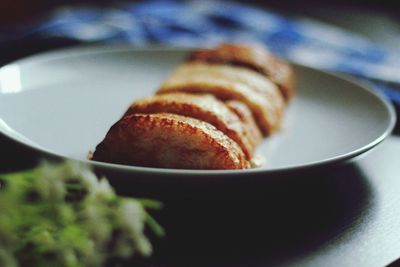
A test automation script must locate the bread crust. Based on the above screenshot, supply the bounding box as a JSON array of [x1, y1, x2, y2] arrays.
[[157, 62, 284, 135], [225, 100, 263, 148], [188, 43, 294, 102], [125, 92, 255, 159], [92, 113, 250, 170]]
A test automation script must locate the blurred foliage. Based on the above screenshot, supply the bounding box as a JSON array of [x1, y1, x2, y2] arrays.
[[0, 161, 163, 267]]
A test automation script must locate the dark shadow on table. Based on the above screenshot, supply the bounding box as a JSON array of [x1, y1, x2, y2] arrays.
[[118, 163, 374, 267], [392, 105, 400, 135], [0, 133, 41, 173]]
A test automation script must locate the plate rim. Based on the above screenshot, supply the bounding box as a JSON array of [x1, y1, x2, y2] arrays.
[[0, 44, 396, 176]]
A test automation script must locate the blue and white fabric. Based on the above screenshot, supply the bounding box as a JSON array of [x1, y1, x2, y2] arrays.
[[2, 0, 400, 107]]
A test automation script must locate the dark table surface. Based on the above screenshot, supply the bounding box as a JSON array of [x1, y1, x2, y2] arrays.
[[150, 135, 400, 267]]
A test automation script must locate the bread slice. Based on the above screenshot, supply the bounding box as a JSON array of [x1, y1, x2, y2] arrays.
[[124, 92, 255, 159], [91, 113, 250, 170], [188, 43, 294, 102], [157, 62, 284, 135]]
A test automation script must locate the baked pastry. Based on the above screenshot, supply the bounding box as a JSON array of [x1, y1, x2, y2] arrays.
[[157, 62, 284, 135], [188, 43, 294, 102], [91, 43, 294, 170], [92, 113, 250, 169], [124, 92, 256, 159]]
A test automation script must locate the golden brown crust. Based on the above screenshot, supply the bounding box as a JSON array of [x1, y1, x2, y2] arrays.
[[91, 113, 250, 170], [124, 92, 255, 159], [157, 62, 284, 135], [188, 43, 295, 102]]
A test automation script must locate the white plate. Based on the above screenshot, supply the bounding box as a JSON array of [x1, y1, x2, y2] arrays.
[[0, 46, 396, 177]]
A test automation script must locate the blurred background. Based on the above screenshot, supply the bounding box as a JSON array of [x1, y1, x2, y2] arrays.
[[1, 0, 399, 37], [1, 0, 399, 47], [0, 0, 399, 24], [1, 0, 399, 114]]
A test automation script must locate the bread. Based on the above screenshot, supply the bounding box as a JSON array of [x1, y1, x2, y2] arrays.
[[157, 62, 284, 135], [91, 43, 294, 170], [92, 113, 250, 169], [124, 92, 256, 159], [188, 43, 294, 102]]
